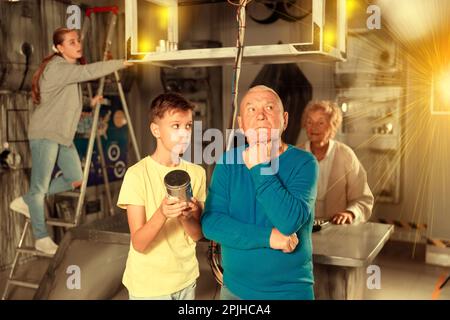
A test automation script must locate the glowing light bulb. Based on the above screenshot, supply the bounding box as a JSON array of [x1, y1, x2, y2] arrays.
[[324, 30, 336, 46], [139, 39, 153, 52], [158, 7, 169, 29], [346, 0, 358, 18]]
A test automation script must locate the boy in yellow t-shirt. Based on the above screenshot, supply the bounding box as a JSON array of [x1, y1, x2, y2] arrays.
[[117, 92, 206, 300]]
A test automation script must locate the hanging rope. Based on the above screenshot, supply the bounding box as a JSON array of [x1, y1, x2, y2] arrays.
[[225, 0, 250, 151], [210, 0, 251, 287]]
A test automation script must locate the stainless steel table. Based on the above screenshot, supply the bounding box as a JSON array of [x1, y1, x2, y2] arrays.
[[311, 222, 394, 300]]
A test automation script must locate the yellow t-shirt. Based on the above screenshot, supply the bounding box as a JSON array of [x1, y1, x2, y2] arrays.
[[117, 156, 206, 297]]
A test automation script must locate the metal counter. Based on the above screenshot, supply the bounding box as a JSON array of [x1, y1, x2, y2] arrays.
[[312, 222, 394, 267], [312, 222, 394, 299]]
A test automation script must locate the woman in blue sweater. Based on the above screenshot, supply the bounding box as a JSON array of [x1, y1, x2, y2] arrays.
[[202, 85, 318, 300]]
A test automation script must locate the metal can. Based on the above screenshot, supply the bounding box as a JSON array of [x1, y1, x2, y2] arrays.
[[164, 170, 193, 201]]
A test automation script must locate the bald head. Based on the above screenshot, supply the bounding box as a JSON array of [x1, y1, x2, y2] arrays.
[[240, 85, 284, 115]]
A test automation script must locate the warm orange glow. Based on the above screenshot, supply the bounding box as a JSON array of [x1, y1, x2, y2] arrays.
[[346, 0, 359, 18], [324, 30, 336, 47], [139, 39, 153, 52], [431, 70, 450, 115], [438, 71, 450, 105], [158, 7, 169, 30]]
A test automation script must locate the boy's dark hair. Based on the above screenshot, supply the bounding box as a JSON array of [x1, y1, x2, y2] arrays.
[[148, 92, 195, 123]]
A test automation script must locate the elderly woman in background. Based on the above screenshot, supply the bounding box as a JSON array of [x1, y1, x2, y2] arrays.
[[299, 100, 375, 299], [299, 100, 374, 224]]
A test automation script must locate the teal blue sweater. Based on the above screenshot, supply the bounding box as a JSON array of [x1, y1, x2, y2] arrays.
[[202, 145, 318, 300]]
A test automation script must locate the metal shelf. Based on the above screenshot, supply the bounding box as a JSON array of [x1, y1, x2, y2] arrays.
[[128, 44, 345, 68]]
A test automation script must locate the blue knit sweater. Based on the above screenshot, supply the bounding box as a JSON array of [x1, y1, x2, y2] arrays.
[[202, 145, 318, 300]]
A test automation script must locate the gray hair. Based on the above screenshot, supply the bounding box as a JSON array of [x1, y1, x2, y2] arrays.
[[302, 100, 343, 138]]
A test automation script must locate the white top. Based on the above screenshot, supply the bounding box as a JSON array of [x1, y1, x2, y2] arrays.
[[305, 140, 336, 219]]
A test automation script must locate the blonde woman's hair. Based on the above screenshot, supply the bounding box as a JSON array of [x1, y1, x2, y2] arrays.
[[301, 100, 343, 138]]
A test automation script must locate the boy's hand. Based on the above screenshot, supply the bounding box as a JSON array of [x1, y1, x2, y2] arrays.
[[160, 197, 188, 219], [179, 198, 201, 221]]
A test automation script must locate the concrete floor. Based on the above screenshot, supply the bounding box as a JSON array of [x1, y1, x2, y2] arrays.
[[1, 240, 449, 300], [0, 240, 219, 300], [363, 242, 450, 300]]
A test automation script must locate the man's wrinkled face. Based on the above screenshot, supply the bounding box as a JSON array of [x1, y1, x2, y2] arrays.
[[238, 90, 288, 145]]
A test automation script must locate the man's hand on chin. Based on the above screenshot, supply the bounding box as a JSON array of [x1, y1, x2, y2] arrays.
[[242, 142, 272, 169]]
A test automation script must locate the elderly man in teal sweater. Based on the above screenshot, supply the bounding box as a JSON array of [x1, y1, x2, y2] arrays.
[[202, 85, 318, 300]]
